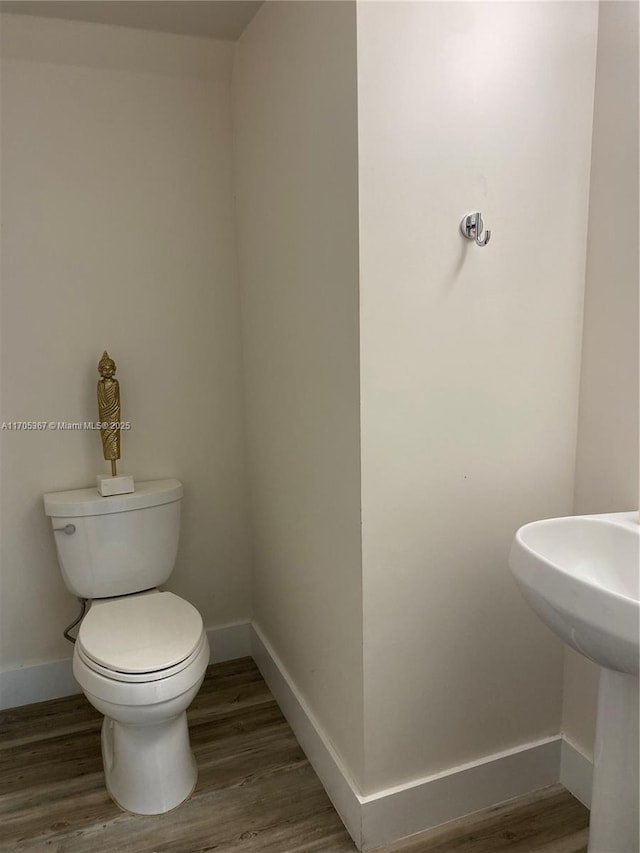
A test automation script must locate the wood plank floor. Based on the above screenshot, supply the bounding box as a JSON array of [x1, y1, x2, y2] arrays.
[[0, 657, 589, 853]]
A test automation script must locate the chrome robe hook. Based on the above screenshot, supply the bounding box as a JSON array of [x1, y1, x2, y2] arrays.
[[460, 212, 491, 247]]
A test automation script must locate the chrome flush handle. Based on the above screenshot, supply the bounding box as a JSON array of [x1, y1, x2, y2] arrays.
[[53, 524, 76, 535]]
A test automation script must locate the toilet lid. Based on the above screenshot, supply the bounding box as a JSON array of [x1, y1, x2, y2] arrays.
[[77, 592, 203, 674]]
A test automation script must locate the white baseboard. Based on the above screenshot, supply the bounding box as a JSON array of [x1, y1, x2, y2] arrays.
[[207, 621, 252, 664], [251, 621, 572, 852], [0, 657, 79, 711], [559, 737, 593, 809], [250, 622, 364, 847], [360, 737, 562, 850], [0, 621, 252, 711]]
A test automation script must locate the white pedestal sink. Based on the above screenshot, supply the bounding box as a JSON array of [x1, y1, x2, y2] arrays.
[[509, 512, 639, 853]]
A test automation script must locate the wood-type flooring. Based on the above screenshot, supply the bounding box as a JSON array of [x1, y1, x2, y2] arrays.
[[0, 657, 589, 853]]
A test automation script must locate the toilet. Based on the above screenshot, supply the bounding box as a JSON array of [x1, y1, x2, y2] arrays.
[[43, 479, 210, 815]]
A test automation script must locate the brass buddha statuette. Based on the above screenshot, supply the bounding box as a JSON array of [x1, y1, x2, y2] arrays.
[[97, 351, 121, 476]]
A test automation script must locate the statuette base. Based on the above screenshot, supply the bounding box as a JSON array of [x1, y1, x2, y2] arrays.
[[97, 474, 135, 497]]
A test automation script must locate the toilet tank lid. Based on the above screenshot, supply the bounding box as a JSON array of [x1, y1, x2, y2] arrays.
[[43, 478, 183, 517]]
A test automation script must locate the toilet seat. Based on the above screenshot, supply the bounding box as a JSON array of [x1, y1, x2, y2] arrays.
[[76, 632, 208, 683], [77, 590, 204, 682]]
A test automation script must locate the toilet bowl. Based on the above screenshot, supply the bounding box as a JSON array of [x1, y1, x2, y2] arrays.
[[72, 590, 210, 815], [43, 480, 210, 815]]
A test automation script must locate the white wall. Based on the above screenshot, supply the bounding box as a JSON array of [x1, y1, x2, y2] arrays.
[[232, 2, 364, 785], [2, 1, 628, 828], [357, 1, 598, 792], [564, 0, 640, 760], [0, 15, 251, 673]]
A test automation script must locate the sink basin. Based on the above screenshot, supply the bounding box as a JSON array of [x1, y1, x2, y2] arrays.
[[510, 512, 639, 853], [510, 512, 639, 674]]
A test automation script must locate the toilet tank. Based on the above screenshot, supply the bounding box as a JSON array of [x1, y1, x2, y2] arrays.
[[43, 479, 183, 599]]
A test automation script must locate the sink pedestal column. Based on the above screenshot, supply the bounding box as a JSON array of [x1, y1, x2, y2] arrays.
[[588, 669, 639, 853]]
